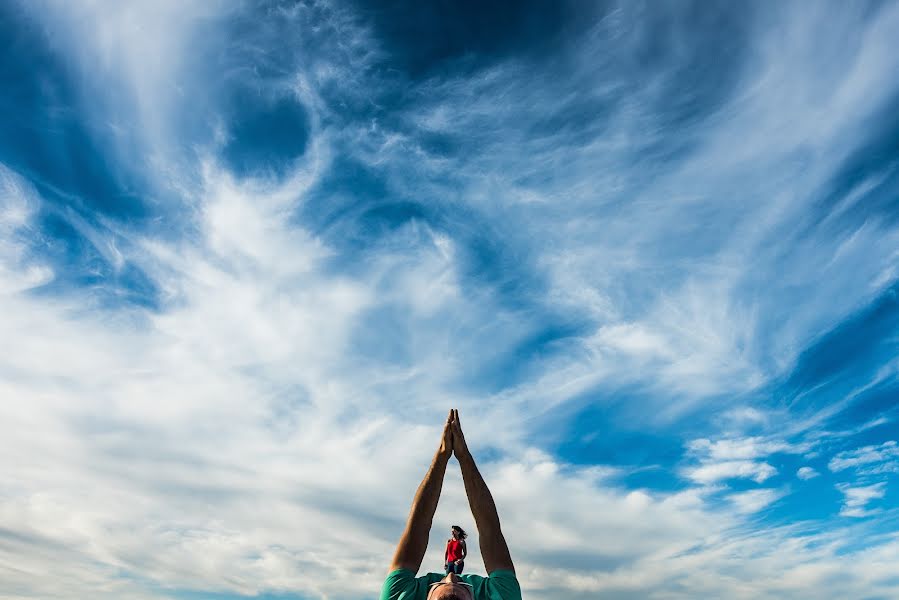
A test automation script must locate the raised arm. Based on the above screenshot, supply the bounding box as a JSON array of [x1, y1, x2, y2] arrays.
[[388, 411, 454, 574], [451, 409, 515, 574]]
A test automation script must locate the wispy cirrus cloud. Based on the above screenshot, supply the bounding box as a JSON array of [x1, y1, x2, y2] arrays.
[[837, 482, 887, 518], [829, 441, 899, 474]]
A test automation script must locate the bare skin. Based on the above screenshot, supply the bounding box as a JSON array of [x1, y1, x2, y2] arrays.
[[388, 409, 514, 600]]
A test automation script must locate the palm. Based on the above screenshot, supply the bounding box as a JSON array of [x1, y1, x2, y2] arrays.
[[439, 410, 453, 456]]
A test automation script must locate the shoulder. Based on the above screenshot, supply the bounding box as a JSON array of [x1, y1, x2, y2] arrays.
[[379, 570, 443, 600], [488, 571, 521, 599], [461, 571, 521, 600]]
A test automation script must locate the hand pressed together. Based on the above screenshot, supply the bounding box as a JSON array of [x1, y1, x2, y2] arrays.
[[438, 409, 454, 458], [449, 408, 470, 460], [437, 408, 472, 461]]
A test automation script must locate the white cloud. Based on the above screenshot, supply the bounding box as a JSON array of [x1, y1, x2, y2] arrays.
[[729, 488, 785, 514], [684, 460, 777, 485], [797, 467, 820, 480], [592, 322, 674, 359], [0, 165, 54, 293], [829, 441, 899, 474], [689, 436, 805, 461], [837, 483, 887, 518], [682, 435, 810, 485], [720, 406, 771, 429]]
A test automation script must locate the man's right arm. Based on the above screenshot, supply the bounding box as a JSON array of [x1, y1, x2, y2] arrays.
[[451, 409, 515, 574]]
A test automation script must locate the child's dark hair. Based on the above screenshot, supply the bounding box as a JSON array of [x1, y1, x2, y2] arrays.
[[451, 525, 468, 540]]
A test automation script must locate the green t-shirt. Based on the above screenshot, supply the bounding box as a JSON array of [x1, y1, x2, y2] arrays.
[[379, 569, 521, 600]]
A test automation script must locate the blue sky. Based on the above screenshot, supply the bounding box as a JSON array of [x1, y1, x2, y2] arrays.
[[1, 1, 898, 598]]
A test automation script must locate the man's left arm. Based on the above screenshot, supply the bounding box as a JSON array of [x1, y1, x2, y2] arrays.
[[387, 411, 454, 573]]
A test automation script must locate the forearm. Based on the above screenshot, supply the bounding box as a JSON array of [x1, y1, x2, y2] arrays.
[[390, 450, 450, 571], [457, 452, 502, 533], [409, 450, 450, 526], [457, 450, 514, 573]]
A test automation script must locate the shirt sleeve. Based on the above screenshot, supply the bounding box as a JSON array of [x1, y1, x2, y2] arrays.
[[379, 570, 444, 600], [475, 570, 522, 600]]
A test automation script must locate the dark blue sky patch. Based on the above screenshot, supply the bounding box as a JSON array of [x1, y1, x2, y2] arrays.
[[613, 1, 753, 153], [0, 4, 153, 221], [355, 1, 754, 180], [806, 92, 899, 233], [445, 207, 574, 320], [619, 465, 684, 493], [559, 426, 684, 476], [22, 209, 161, 310], [460, 317, 589, 394], [310, 195, 438, 262], [758, 469, 838, 523], [829, 380, 899, 437], [536, 388, 687, 479], [524, 1, 752, 171], [777, 283, 899, 412], [27, 211, 100, 269], [299, 156, 393, 244], [456, 226, 535, 301], [26, 212, 128, 305], [353, 0, 604, 80], [414, 130, 460, 159], [220, 87, 310, 179], [358, 201, 431, 238]]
